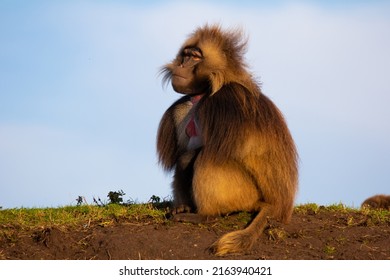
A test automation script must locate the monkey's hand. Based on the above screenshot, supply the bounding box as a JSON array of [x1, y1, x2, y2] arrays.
[[171, 204, 192, 215]]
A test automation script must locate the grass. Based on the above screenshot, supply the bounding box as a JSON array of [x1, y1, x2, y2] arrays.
[[294, 202, 390, 225], [0, 203, 166, 231], [360, 207, 390, 225], [294, 202, 356, 215], [324, 245, 336, 255], [1, 202, 388, 232]]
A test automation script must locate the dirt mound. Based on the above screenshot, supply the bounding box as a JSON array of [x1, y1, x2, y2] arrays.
[[1, 207, 389, 260]]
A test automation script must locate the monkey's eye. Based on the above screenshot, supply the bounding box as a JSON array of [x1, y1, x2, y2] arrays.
[[183, 53, 201, 61], [182, 47, 203, 61], [191, 49, 202, 58], [179, 47, 203, 67]]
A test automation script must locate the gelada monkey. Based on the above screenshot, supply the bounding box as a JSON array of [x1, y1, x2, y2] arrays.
[[361, 194, 390, 210], [157, 25, 298, 256]]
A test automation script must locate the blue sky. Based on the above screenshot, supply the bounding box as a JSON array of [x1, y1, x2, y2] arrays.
[[1, 0, 389, 209]]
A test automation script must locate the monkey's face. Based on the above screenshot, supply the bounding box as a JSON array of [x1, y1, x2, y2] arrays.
[[169, 47, 210, 95]]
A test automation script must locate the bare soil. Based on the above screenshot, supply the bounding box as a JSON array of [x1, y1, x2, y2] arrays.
[[1, 208, 389, 260]]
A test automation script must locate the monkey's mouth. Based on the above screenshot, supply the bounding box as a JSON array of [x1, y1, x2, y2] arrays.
[[172, 74, 187, 81], [172, 74, 189, 93]]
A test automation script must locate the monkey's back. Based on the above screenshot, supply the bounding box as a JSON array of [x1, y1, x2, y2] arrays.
[[197, 83, 298, 222]]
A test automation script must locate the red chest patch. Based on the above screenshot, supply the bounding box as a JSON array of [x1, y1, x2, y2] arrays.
[[186, 117, 197, 137], [185, 94, 203, 138]]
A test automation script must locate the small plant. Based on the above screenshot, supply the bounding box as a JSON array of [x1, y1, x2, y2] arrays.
[[147, 195, 173, 210], [107, 190, 126, 204], [76, 196, 83, 206], [93, 197, 106, 207], [76, 196, 88, 206], [324, 245, 336, 255], [267, 228, 288, 241], [91, 190, 126, 207], [149, 195, 161, 204]]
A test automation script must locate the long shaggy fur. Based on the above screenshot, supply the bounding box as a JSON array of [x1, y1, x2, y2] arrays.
[[157, 24, 299, 255], [361, 194, 390, 210]]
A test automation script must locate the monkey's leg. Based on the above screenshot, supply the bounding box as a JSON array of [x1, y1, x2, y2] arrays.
[[172, 166, 194, 214], [192, 157, 269, 255], [171, 152, 218, 222], [192, 158, 261, 215], [171, 151, 198, 214]]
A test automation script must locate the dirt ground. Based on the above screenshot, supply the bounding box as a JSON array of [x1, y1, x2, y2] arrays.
[[1, 207, 389, 260]]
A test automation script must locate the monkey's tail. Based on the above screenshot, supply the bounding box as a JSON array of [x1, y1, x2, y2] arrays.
[[209, 204, 272, 256]]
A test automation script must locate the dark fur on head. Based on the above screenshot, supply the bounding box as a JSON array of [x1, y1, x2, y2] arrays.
[[157, 24, 298, 256], [361, 194, 390, 210]]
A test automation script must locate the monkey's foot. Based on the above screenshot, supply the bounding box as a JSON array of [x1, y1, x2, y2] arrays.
[[172, 213, 217, 224]]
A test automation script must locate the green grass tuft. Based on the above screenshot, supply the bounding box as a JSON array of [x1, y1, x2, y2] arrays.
[[0, 204, 166, 231], [294, 203, 320, 214]]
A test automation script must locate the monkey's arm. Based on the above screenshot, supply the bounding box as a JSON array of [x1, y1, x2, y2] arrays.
[[157, 96, 191, 171], [157, 107, 179, 171]]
